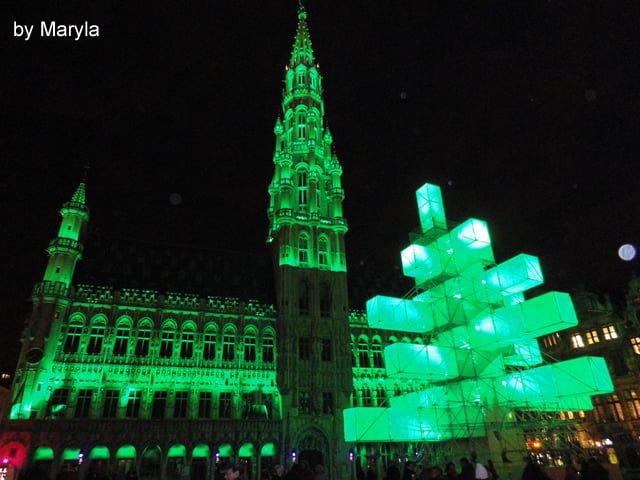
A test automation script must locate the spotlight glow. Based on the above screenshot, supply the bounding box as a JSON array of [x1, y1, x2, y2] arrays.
[[618, 244, 636, 261]]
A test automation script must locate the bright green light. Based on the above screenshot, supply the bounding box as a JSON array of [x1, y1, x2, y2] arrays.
[[260, 443, 276, 457], [62, 449, 81, 462], [192, 445, 210, 458], [33, 447, 54, 461], [168, 445, 187, 458], [416, 183, 447, 233], [239, 443, 255, 458], [218, 444, 233, 458], [89, 446, 110, 460], [116, 446, 136, 460]]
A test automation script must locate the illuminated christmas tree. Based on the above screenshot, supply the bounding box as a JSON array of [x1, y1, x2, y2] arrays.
[[344, 183, 613, 443]]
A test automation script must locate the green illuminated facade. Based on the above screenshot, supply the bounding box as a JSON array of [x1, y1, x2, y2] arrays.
[[0, 5, 614, 480]]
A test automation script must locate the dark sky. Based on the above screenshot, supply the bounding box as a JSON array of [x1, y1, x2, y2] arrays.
[[2, 0, 639, 313]]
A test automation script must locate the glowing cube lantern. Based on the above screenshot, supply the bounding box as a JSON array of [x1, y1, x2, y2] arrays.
[[468, 291, 578, 350], [343, 182, 614, 444], [482, 254, 544, 295], [384, 343, 458, 381], [366, 295, 434, 333], [416, 183, 447, 233]]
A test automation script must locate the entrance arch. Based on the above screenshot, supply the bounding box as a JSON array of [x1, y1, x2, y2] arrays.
[[296, 427, 329, 473]]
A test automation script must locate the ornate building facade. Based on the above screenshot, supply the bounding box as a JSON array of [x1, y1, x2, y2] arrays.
[[0, 6, 423, 480]]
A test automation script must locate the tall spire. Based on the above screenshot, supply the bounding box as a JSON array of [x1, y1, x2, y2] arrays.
[[69, 164, 89, 206], [290, 1, 315, 66]]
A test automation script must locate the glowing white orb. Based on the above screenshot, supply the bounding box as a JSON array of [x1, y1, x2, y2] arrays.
[[618, 244, 636, 261]]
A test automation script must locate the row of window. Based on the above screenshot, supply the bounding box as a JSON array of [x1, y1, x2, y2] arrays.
[[298, 391, 334, 415], [350, 385, 408, 408], [541, 325, 619, 349], [592, 390, 640, 423], [49, 388, 276, 420], [62, 327, 274, 363], [569, 325, 618, 348], [285, 66, 320, 91]]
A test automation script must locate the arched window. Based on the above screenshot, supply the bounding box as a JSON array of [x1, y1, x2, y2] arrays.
[[310, 70, 317, 89], [299, 279, 309, 315], [135, 320, 152, 357], [297, 171, 308, 208], [244, 329, 257, 362], [358, 337, 369, 368], [262, 331, 275, 363], [203, 326, 216, 361], [180, 325, 195, 359], [222, 329, 235, 361], [350, 336, 357, 367], [63, 320, 83, 354], [362, 387, 373, 407], [320, 282, 331, 317], [286, 70, 294, 91], [376, 386, 387, 406], [87, 319, 106, 355], [372, 339, 384, 368], [113, 319, 131, 356], [297, 113, 306, 139], [318, 236, 328, 267], [160, 323, 176, 359], [298, 233, 309, 264], [297, 68, 305, 85]]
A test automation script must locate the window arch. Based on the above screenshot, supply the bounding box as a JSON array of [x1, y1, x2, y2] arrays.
[[113, 317, 132, 356], [203, 324, 217, 361], [296, 66, 306, 85], [262, 329, 275, 363], [297, 113, 306, 139], [180, 323, 195, 359], [297, 171, 308, 208], [160, 322, 176, 359], [298, 232, 309, 265], [318, 236, 329, 268], [222, 327, 236, 361], [350, 335, 357, 367], [358, 337, 370, 368], [372, 338, 384, 369], [87, 316, 107, 355], [286, 69, 294, 91], [135, 318, 153, 357], [244, 327, 257, 362], [63, 317, 84, 354], [362, 386, 373, 407]]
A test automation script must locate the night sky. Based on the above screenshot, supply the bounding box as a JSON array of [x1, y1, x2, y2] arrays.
[[2, 0, 639, 323]]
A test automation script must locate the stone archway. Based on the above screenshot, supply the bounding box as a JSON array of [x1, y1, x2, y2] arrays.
[[296, 428, 329, 474]]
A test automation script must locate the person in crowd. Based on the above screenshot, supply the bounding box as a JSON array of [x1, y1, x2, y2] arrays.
[[403, 462, 417, 480], [522, 457, 551, 480], [444, 462, 458, 480], [429, 466, 444, 480], [221, 462, 247, 480], [564, 465, 579, 480], [315, 464, 329, 480], [487, 460, 499, 480], [385, 463, 402, 480], [586, 458, 608, 480], [459, 458, 475, 480], [272, 464, 286, 480]]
